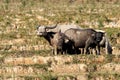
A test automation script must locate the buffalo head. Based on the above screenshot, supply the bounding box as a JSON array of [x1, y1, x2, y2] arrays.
[[36, 24, 57, 36], [93, 32, 105, 43]]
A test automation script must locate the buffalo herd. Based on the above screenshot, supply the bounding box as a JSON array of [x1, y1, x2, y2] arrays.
[[36, 24, 112, 55]]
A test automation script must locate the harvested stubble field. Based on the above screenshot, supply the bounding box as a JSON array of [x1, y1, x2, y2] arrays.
[[0, 0, 120, 80]]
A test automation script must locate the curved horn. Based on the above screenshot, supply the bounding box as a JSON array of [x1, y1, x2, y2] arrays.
[[45, 24, 58, 29]]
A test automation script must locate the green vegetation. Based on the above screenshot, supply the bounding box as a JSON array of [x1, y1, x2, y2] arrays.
[[0, 0, 120, 79]]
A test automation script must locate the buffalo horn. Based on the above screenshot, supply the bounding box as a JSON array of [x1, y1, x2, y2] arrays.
[[36, 25, 40, 29], [45, 24, 57, 29]]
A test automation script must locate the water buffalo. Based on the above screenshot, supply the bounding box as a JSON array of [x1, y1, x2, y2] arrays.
[[36, 26, 70, 55], [64, 28, 104, 55], [94, 30, 112, 54], [51, 30, 70, 55], [99, 33, 112, 54]]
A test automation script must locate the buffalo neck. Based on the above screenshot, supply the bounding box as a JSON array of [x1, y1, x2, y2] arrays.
[[44, 32, 55, 45]]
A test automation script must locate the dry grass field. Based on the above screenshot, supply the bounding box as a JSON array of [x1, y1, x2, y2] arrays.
[[0, 0, 120, 80]]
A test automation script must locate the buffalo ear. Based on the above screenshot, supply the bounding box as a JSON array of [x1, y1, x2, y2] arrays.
[[99, 32, 105, 37], [103, 33, 106, 36], [91, 33, 96, 40], [91, 33, 95, 37], [65, 38, 69, 43], [64, 35, 70, 43]]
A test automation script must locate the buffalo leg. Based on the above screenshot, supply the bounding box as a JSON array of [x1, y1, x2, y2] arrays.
[[81, 48, 84, 54], [96, 45, 100, 55], [90, 47, 97, 55], [85, 46, 90, 54], [54, 46, 57, 55], [85, 40, 91, 54], [51, 47, 54, 55], [75, 48, 80, 54]]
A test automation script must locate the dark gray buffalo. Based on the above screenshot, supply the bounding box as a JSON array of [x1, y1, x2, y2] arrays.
[[99, 36, 112, 54], [51, 30, 69, 55], [64, 28, 104, 55], [97, 30, 112, 54]]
